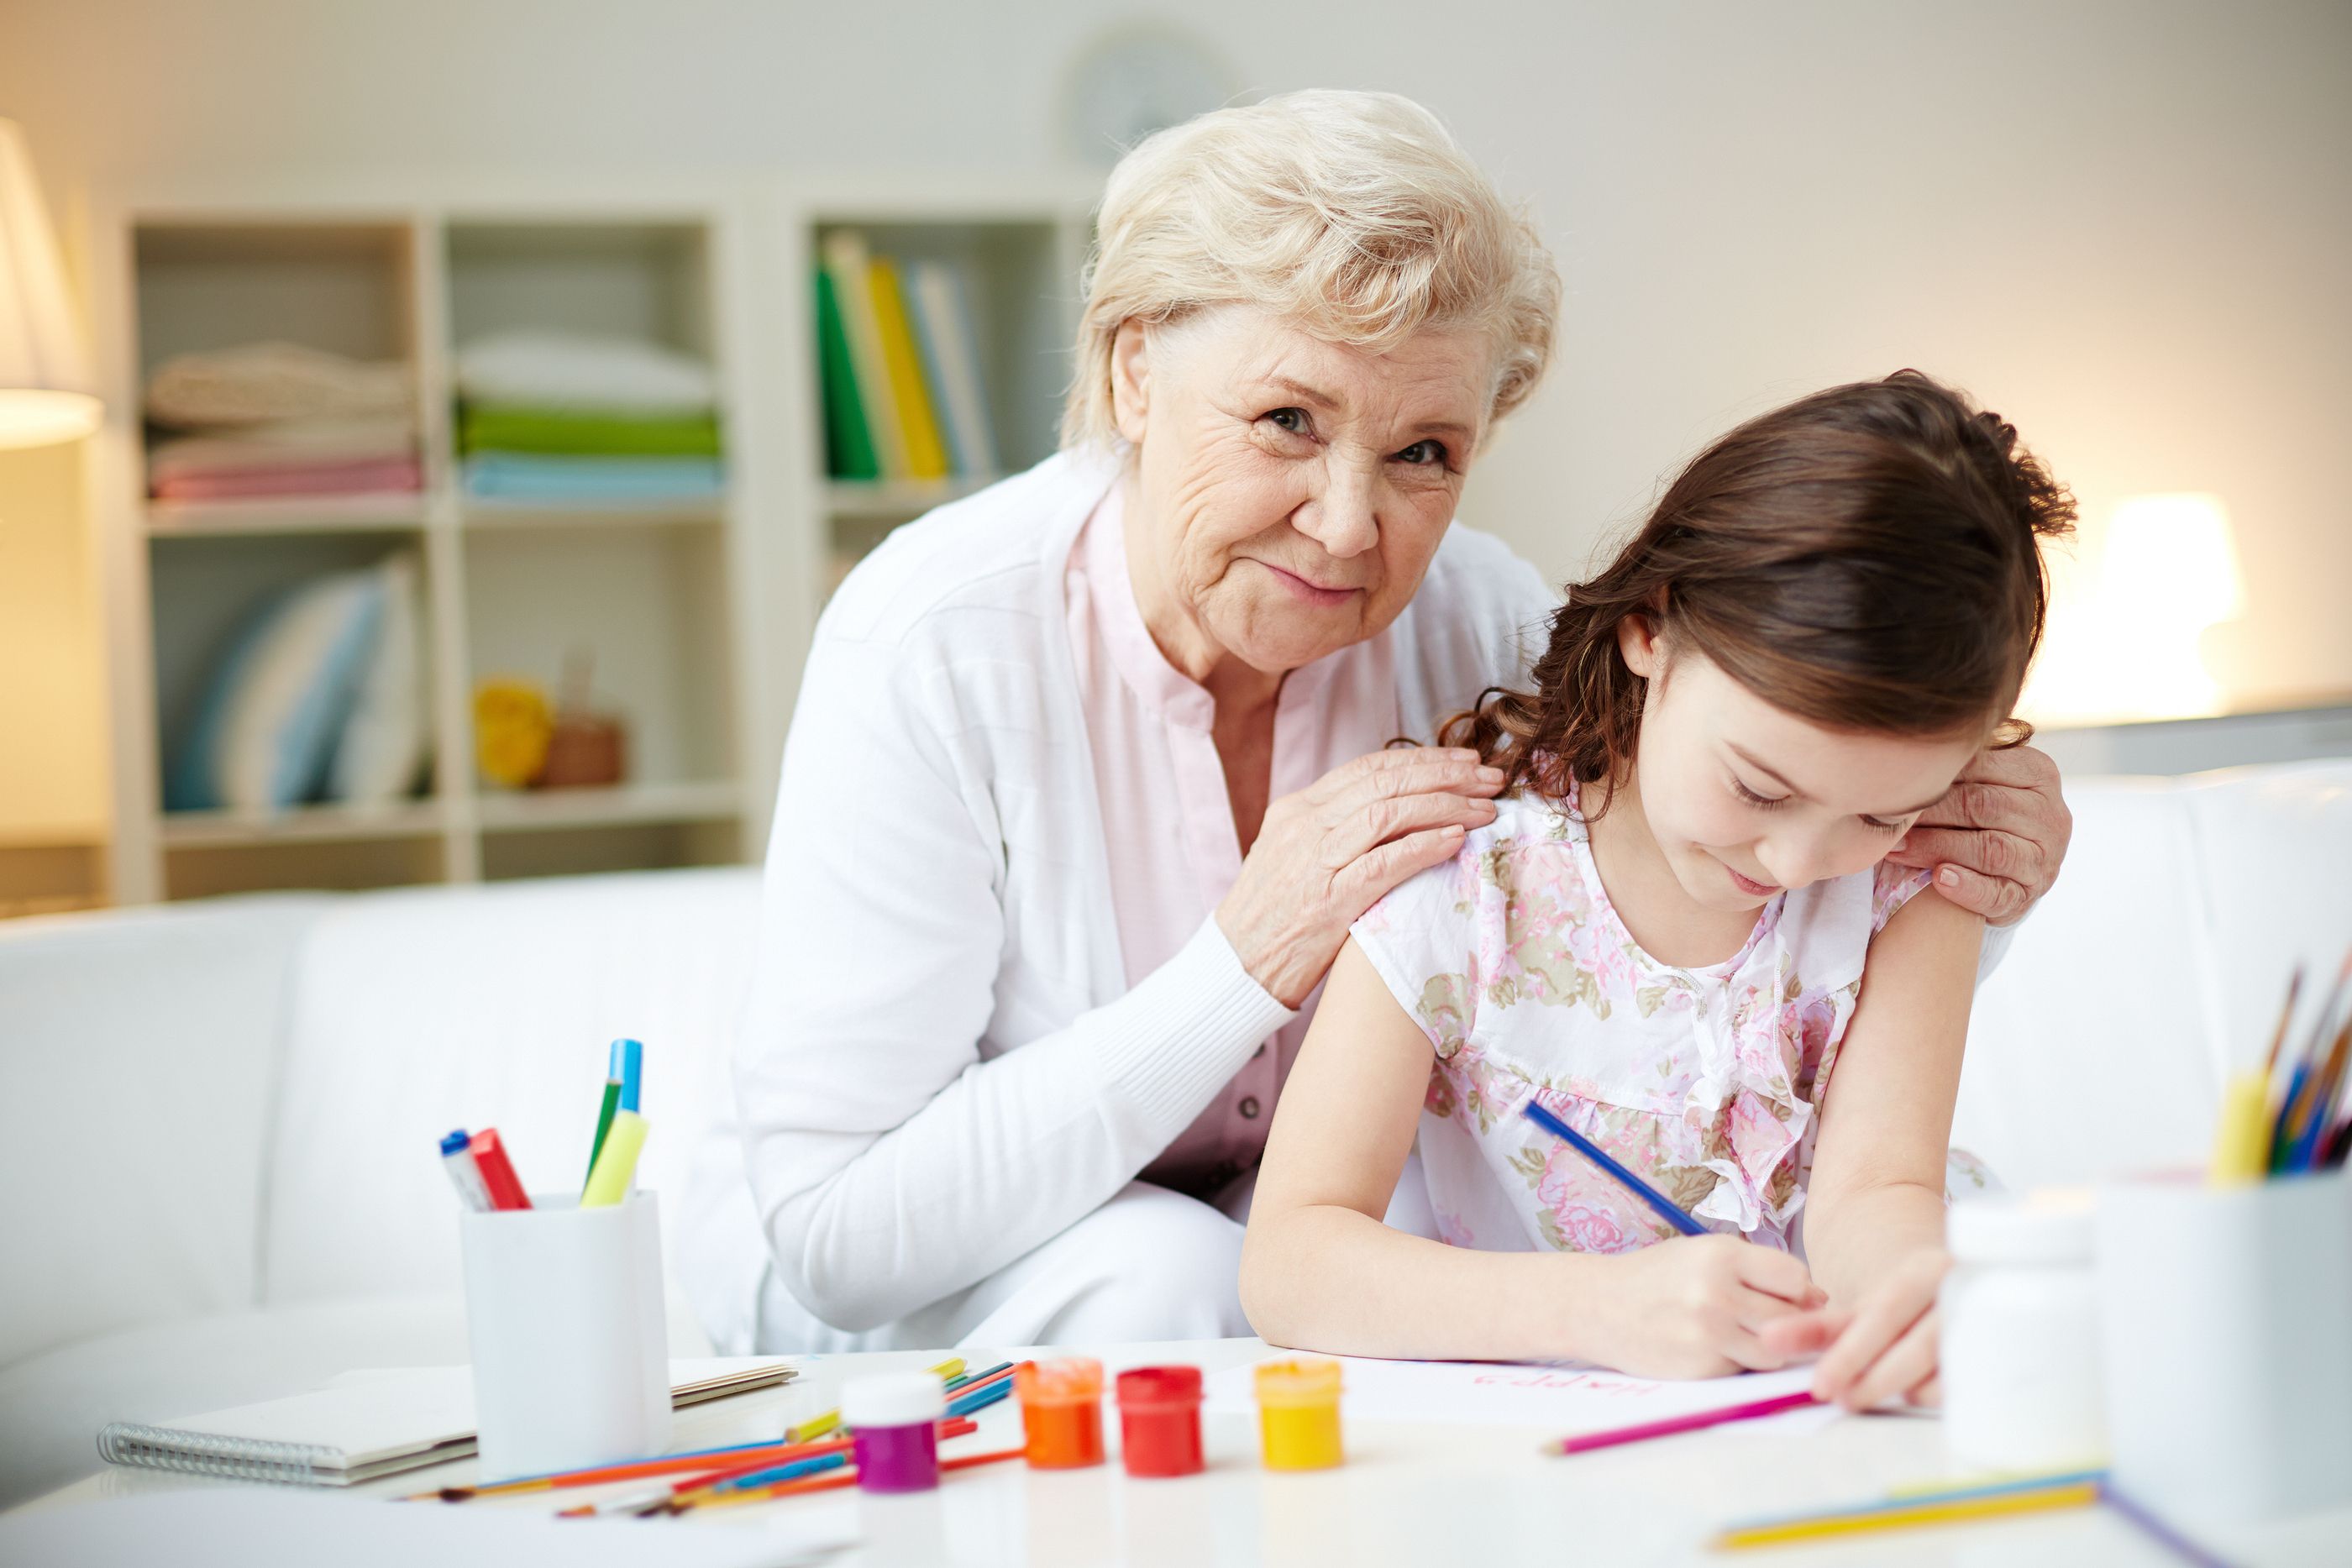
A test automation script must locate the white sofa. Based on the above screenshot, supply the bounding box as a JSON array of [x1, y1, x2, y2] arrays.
[[4, 760, 2349, 1508]]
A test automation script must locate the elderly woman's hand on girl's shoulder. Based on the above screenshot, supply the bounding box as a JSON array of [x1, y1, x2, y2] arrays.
[[1217, 747, 1506, 1008], [1885, 743, 2071, 926]]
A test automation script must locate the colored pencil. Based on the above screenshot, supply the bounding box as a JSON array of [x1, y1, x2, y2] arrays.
[[556, 1419, 979, 1518], [1522, 1100, 1705, 1237], [943, 1360, 1013, 1394], [782, 1356, 968, 1445], [583, 1078, 622, 1189], [420, 1434, 845, 1501], [2097, 1479, 2236, 1568], [2286, 1019, 2350, 1170], [947, 1373, 1017, 1419], [675, 1418, 974, 1501], [1543, 1389, 1817, 1455], [1712, 1476, 2100, 1549], [2261, 965, 2305, 1076], [676, 1443, 1030, 1513]]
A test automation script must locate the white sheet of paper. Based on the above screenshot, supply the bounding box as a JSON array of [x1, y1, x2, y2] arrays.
[[1205, 1353, 1818, 1434], [0, 1490, 855, 1568]]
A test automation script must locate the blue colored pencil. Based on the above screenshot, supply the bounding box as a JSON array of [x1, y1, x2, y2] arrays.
[[946, 1377, 1015, 1420], [710, 1449, 849, 1493], [1520, 1100, 1705, 1237]]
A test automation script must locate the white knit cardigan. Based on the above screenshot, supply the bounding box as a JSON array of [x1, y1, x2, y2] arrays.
[[677, 449, 1559, 1346]]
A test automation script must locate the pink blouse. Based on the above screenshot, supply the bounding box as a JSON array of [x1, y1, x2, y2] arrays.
[[1064, 484, 1402, 1197]]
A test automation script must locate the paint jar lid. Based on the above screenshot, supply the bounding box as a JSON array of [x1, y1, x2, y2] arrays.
[[843, 1371, 946, 1429], [1116, 1366, 1203, 1408], [1014, 1357, 1103, 1405], [1253, 1358, 1341, 1408], [1947, 1189, 2096, 1265]]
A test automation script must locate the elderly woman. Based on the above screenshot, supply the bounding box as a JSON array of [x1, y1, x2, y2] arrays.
[[680, 90, 2071, 1355]]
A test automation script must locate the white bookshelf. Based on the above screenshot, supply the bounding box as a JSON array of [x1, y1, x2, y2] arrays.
[[86, 175, 1092, 904]]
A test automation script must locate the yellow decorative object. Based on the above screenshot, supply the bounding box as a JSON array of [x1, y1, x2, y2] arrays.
[[474, 679, 554, 788]]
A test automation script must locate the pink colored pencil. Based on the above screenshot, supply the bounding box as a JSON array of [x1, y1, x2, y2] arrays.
[[1542, 1390, 1819, 1455]]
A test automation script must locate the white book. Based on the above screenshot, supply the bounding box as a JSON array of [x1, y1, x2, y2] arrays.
[[907, 260, 1000, 478], [94, 1357, 793, 1487], [819, 230, 909, 480]]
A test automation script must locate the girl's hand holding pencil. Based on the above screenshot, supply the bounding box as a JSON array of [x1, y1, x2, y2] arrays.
[[1576, 1237, 1826, 1380]]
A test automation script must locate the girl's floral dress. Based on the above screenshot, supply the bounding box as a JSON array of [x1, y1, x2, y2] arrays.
[[1352, 784, 1990, 1256]]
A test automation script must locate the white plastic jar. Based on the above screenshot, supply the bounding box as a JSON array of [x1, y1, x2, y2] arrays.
[[1939, 1190, 2106, 1471]]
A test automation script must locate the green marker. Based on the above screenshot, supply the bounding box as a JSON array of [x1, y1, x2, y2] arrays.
[[585, 1078, 622, 1190]]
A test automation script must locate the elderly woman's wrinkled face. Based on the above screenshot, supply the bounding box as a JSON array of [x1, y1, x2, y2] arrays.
[[1114, 307, 1493, 678]]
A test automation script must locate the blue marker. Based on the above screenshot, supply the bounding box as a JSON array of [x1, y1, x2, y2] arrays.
[[611, 1038, 643, 1114], [439, 1130, 491, 1213], [1520, 1100, 1707, 1238]]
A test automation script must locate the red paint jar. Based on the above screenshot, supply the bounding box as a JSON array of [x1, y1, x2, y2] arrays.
[[1016, 1358, 1105, 1469], [1116, 1366, 1205, 1478]]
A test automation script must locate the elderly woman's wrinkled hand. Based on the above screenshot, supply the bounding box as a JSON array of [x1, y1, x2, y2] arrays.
[[1216, 747, 1505, 1009], [1883, 743, 2071, 926]]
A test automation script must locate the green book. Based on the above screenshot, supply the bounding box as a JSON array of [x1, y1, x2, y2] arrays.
[[815, 267, 879, 480]]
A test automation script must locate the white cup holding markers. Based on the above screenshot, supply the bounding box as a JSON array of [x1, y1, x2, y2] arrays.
[[442, 1038, 666, 1480]]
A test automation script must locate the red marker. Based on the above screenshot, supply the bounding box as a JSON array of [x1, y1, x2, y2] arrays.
[[469, 1128, 533, 1210]]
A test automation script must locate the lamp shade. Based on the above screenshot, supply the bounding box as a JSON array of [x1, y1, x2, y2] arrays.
[[0, 118, 100, 449]]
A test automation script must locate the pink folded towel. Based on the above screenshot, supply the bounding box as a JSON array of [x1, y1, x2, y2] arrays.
[[150, 455, 423, 501]]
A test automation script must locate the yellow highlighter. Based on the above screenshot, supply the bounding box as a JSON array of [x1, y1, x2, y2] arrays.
[[2208, 1070, 2273, 1184], [581, 1109, 648, 1207]]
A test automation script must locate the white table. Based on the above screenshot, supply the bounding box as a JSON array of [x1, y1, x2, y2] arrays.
[[19, 1338, 2346, 1565]]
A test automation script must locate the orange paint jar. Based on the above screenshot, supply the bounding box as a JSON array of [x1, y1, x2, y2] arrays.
[[1014, 1357, 1105, 1469]]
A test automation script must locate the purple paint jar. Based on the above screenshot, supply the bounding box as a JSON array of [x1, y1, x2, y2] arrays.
[[843, 1372, 946, 1493]]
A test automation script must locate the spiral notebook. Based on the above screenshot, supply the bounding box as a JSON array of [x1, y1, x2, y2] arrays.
[[96, 1358, 795, 1486]]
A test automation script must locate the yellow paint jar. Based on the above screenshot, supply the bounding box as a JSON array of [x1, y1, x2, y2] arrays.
[[1253, 1358, 1343, 1471]]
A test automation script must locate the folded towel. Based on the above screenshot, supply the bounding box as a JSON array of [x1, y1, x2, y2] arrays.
[[145, 342, 413, 429], [458, 405, 722, 458], [149, 417, 417, 482], [152, 456, 423, 501], [454, 331, 716, 412], [462, 453, 723, 502]]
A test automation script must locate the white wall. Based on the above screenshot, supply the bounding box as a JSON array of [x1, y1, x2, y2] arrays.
[[6, 0, 2349, 710]]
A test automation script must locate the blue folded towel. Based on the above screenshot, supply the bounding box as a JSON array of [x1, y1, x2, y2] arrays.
[[463, 453, 725, 501]]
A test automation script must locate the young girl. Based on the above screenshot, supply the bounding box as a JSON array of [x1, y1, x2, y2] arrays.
[[1239, 371, 2074, 1410]]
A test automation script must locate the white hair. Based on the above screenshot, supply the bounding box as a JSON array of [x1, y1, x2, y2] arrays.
[[1063, 89, 1560, 450]]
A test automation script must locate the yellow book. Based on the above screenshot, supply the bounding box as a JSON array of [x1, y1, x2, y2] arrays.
[[867, 256, 951, 480]]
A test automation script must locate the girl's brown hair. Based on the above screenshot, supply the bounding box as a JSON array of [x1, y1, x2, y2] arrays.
[[1441, 370, 2075, 802]]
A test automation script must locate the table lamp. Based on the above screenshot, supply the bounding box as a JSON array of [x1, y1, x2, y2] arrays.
[[0, 118, 101, 450]]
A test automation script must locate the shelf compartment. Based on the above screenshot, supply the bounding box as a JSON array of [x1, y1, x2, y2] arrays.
[[811, 218, 1067, 478], [461, 524, 735, 790], [134, 221, 418, 379], [147, 530, 440, 816], [474, 780, 740, 833], [132, 221, 424, 510], [445, 220, 718, 368]]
